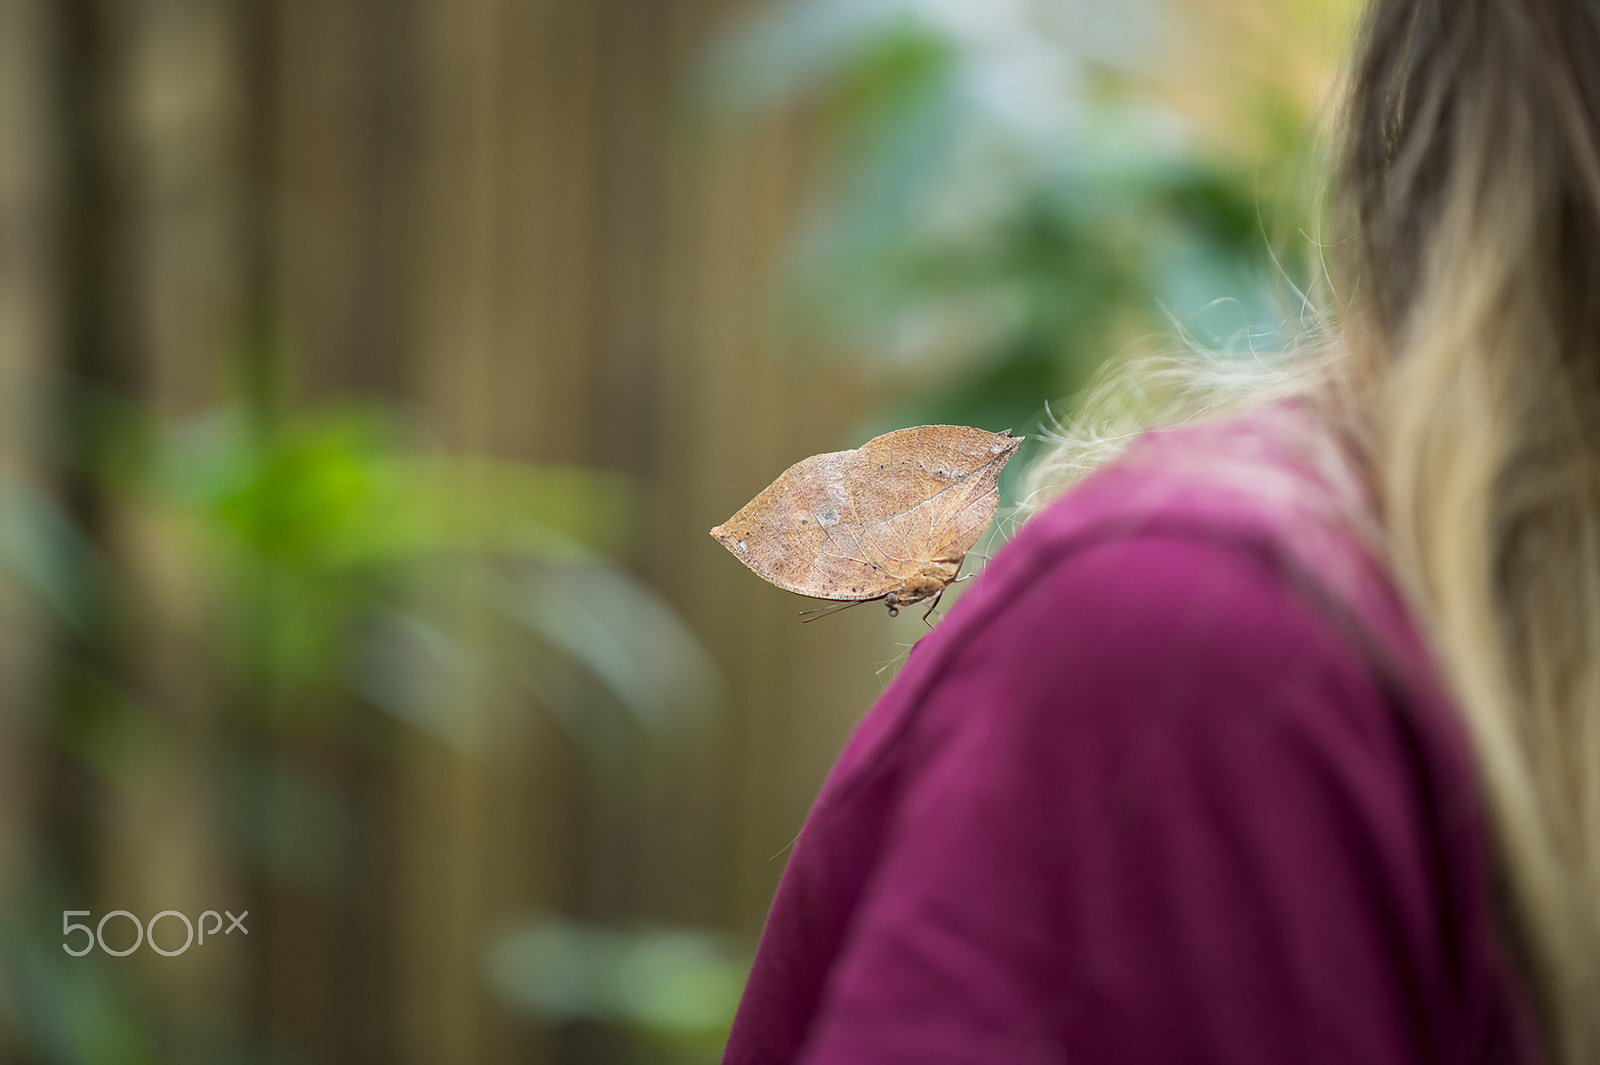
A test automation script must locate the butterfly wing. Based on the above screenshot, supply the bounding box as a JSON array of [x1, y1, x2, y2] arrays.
[[710, 450, 903, 602], [844, 426, 1022, 568]]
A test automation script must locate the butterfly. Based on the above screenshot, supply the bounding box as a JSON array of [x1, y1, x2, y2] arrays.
[[710, 425, 1022, 620]]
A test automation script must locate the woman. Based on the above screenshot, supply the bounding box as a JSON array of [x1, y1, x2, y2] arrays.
[[721, 0, 1600, 1061]]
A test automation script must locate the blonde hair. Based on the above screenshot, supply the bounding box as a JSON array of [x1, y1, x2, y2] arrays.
[[1027, 1, 1600, 1061]]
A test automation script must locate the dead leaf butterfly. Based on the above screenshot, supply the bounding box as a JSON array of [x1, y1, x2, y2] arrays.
[[709, 425, 1022, 620]]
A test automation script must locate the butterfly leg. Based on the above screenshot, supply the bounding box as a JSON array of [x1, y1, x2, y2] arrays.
[[948, 556, 968, 584]]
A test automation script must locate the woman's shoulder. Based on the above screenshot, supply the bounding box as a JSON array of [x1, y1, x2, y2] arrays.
[[921, 406, 1417, 688], [833, 402, 1460, 813], [775, 405, 1535, 1065], [990, 401, 1386, 633]]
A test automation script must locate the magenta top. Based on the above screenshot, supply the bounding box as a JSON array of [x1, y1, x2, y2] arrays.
[[721, 406, 1541, 1064]]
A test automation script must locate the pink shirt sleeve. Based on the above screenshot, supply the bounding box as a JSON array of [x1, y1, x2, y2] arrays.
[[723, 529, 1537, 1064]]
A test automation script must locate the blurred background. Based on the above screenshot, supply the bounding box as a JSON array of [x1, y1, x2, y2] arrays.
[[0, 0, 1352, 1061]]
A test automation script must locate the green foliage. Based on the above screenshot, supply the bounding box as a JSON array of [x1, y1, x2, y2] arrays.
[[482, 915, 747, 1056], [133, 405, 643, 703], [0, 399, 717, 739], [0, 396, 724, 1061], [704, 0, 1322, 447]]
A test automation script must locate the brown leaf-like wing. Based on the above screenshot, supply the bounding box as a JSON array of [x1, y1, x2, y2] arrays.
[[710, 450, 903, 602], [710, 426, 1023, 603], [844, 426, 1021, 568]]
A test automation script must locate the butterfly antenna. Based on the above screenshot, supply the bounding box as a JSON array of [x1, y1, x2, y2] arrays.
[[798, 599, 876, 623]]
